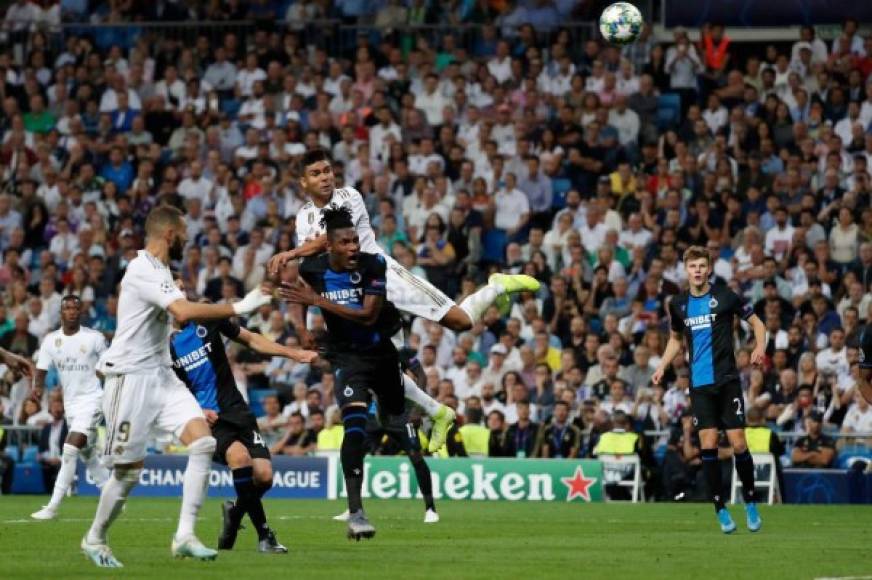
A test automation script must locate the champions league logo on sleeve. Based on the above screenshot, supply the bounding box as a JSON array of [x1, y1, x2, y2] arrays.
[[160, 280, 175, 294]]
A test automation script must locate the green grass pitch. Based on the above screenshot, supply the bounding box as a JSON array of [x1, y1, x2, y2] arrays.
[[0, 497, 869, 579]]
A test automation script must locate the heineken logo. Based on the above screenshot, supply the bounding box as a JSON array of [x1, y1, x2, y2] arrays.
[[339, 457, 602, 503], [561, 466, 597, 502]]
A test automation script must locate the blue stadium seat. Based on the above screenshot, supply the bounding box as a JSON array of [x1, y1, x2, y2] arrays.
[[657, 93, 682, 130], [482, 229, 508, 264], [837, 446, 872, 470], [5, 446, 20, 462], [220, 98, 242, 120], [11, 464, 44, 494], [21, 445, 38, 464], [551, 178, 572, 211], [249, 389, 278, 418], [654, 443, 668, 465]]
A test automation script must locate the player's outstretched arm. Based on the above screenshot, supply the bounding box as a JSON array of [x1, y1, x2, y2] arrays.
[[652, 331, 683, 385], [278, 281, 384, 326], [233, 327, 319, 364], [168, 286, 272, 324], [267, 235, 329, 277], [0, 347, 34, 378]]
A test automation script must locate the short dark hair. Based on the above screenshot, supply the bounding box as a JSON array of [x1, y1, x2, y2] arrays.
[[61, 295, 82, 306], [320, 204, 354, 234], [301, 147, 331, 170], [145, 205, 184, 237]]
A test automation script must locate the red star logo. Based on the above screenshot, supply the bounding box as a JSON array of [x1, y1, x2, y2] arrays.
[[561, 466, 597, 502]]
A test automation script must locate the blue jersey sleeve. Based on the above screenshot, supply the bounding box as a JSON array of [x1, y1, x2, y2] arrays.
[[363, 254, 388, 297]]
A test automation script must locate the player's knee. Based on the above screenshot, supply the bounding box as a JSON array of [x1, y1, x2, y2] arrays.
[[253, 463, 273, 488], [441, 308, 472, 332], [341, 405, 368, 441], [113, 465, 142, 488], [408, 450, 424, 465], [189, 435, 217, 456]]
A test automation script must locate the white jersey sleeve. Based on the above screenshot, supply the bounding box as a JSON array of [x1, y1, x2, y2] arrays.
[[133, 259, 185, 309], [338, 186, 383, 256], [36, 335, 53, 371]]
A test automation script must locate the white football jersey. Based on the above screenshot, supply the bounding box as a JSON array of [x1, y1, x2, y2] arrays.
[[97, 250, 185, 374], [295, 186, 383, 256], [36, 326, 106, 401]]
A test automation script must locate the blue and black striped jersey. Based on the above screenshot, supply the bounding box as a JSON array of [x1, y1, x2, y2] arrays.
[[298, 252, 401, 352], [668, 284, 754, 389], [170, 319, 245, 413]]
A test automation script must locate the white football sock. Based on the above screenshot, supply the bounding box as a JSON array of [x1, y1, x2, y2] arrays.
[[86, 467, 140, 544], [458, 283, 501, 325], [47, 444, 79, 509], [403, 373, 441, 416], [175, 436, 216, 540]]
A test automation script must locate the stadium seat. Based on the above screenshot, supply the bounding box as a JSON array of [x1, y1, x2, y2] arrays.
[[656, 93, 682, 130], [837, 446, 872, 470], [551, 178, 572, 211], [249, 389, 278, 418], [21, 446, 38, 464], [5, 446, 20, 462], [482, 229, 508, 264], [220, 98, 242, 120], [11, 464, 44, 494]]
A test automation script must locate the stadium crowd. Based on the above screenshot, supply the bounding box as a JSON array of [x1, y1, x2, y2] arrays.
[[0, 1, 872, 500]]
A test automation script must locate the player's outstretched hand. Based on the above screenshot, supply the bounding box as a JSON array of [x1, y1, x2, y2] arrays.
[[289, 348, 319, 365], [203, 410, 218, 426], [232, 285, 274, 316], [2, 349, 34, 378], [750, 345, 765, 366], [276, 281, 318, 306], [267, 250, 296, 278], [651, 366, 664, 385]]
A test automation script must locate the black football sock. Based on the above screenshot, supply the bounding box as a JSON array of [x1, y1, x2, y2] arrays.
[[341, 407, 368, 513], [232, 467, 269, 539], [409, 452, 435, 511], [701, 448, 725, 512], [734, 449, 758, 504]]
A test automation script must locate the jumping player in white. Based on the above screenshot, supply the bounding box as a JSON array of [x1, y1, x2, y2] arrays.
[[80, 206, 274, 568], [31, 295, 112, 520], [268, 148, 541, 451]]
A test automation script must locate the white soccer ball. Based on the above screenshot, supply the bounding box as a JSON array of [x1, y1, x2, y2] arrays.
[[599, 2, 644, 46]]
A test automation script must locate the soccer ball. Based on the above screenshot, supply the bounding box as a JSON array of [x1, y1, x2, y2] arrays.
[[599, 2, 643, 46]]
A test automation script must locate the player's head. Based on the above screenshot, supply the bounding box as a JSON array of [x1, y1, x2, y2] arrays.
[[60, 295, 82, 327], [321, 204, 359, 269], [145, 205, 187, 261], [682, 245, 711, 289], [299, 148, 335, 201]]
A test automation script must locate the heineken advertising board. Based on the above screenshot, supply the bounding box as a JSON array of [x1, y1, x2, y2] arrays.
[[334, 457, 604, 502]]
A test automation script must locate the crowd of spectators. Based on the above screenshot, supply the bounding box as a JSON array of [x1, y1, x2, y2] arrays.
[[1, 2, 872, 499]]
